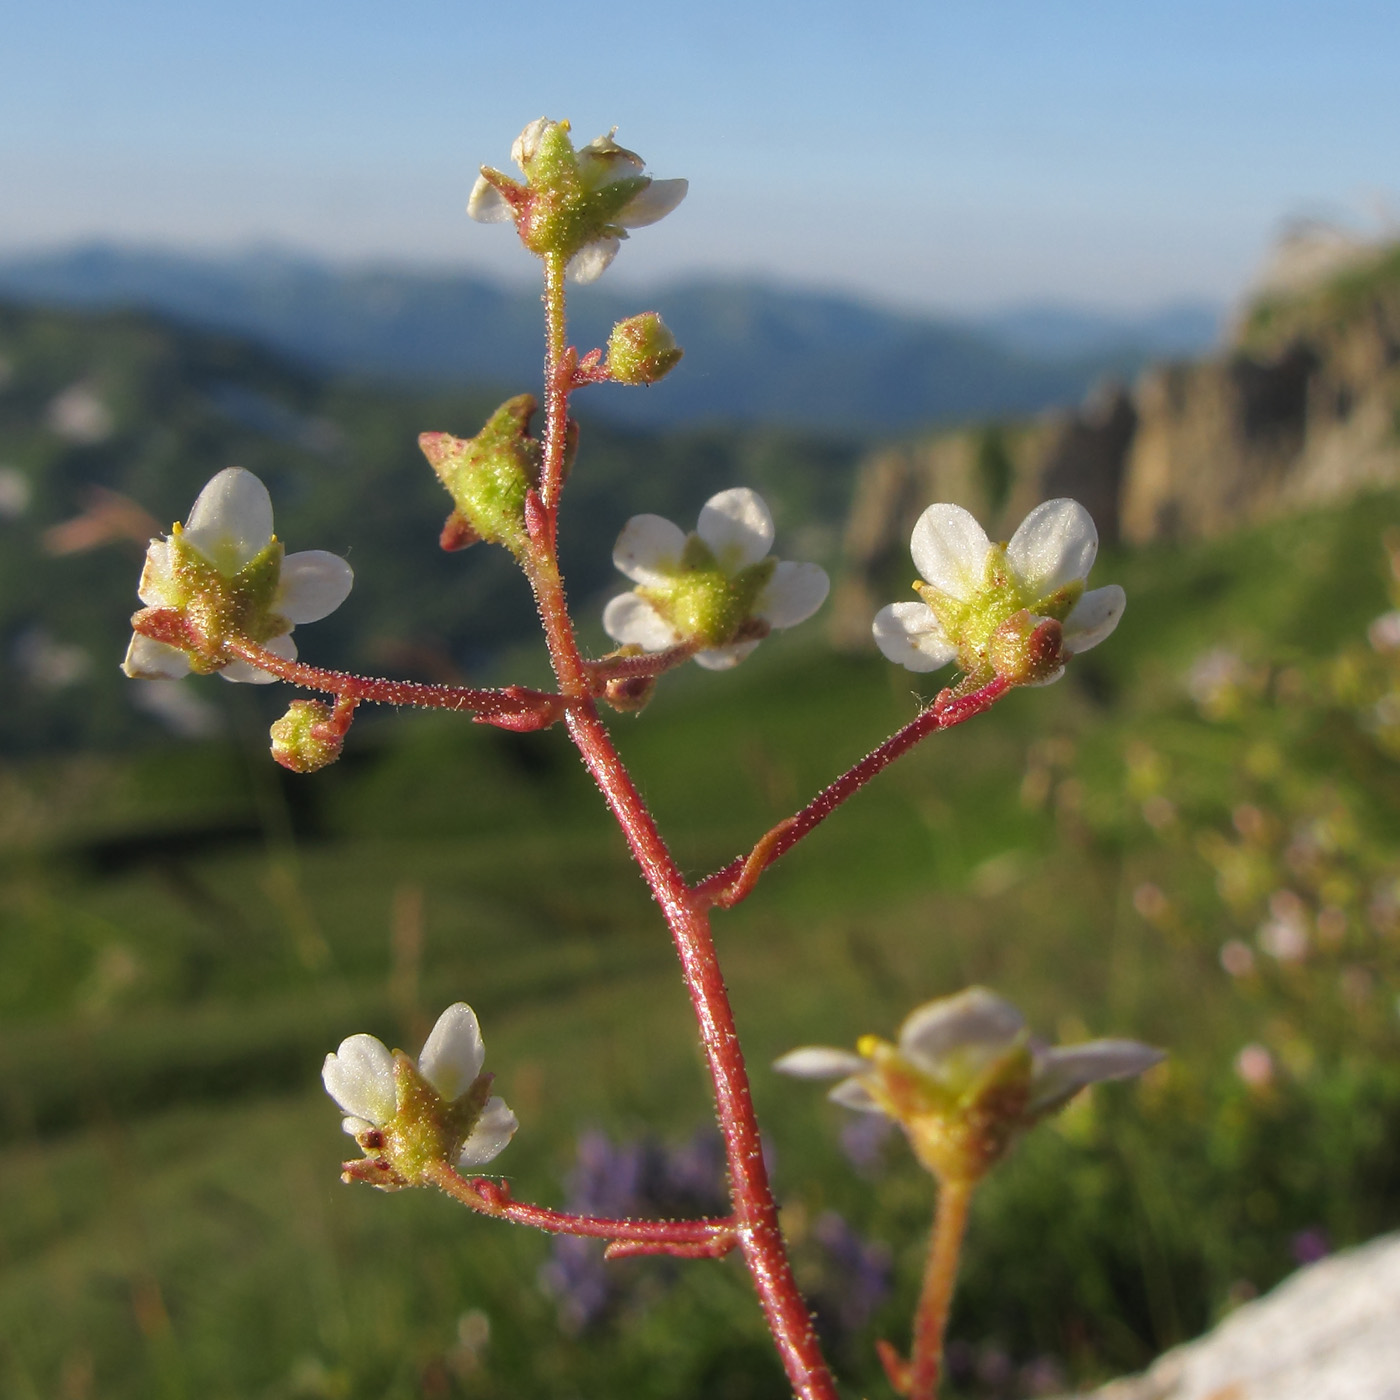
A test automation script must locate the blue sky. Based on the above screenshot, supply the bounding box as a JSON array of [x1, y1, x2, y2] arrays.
[[4, 1, 1396, 313]]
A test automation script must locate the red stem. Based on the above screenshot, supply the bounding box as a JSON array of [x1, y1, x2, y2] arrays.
[[584, 638, 701, 684], [425, 1164, 738, 1255], [526, 271, 839, 1400], [696, 676, 1011, 907], [131, 614, 568, 728], [907, 1178, 975, 1400]]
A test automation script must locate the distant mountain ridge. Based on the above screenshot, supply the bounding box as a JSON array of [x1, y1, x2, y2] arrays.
[[0, 244, 1219, 434]]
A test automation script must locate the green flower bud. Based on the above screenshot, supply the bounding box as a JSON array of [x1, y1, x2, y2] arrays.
[[608, 312, 683, 385], [270, 700, 344, 773]]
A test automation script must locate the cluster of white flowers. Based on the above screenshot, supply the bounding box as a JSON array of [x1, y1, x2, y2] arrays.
[[122, 475, 1124, 694], [114, 122, 1140, 1221], [602, 493, 1124, 680]]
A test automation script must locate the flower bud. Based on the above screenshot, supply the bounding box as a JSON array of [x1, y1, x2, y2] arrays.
[[607, 312, 683, 385], [270, 699, 344, 773]]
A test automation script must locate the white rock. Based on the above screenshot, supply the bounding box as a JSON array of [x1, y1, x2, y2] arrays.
[[1058, 1232, 1400, 1400]]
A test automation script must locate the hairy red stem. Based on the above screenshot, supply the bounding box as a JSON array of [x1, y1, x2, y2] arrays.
[[907, 1178, 975, 1399], [526, 270, 838, 1400], [146, 621, 569, 727], [697, 676, 1012, 908], [425, 1165, 737, 1254]]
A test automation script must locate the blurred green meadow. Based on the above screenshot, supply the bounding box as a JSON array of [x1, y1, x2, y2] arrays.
[[6, 454, 1400, 1398]]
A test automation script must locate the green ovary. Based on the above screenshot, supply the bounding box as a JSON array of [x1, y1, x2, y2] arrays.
[[917, 545, 1083, 672], [642, 551, 774, 648]]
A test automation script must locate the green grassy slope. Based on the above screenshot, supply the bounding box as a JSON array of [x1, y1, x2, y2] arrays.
[[5, 482, 1400, 1397]]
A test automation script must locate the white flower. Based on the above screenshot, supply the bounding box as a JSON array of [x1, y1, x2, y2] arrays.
[[872, 499, 1125, 684], [603, 487, 829, 670], [121, 467, 353, 684], [322, 1002, 518, 1171], [468, 119, 687, 285], [776, 987, 1161, 1156]]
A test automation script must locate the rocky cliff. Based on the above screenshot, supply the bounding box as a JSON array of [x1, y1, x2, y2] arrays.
[[831, 240, 1400, 649]]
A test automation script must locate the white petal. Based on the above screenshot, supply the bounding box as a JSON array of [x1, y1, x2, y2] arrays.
[[694, 638, 761, 670], [828, 1079, 885, 1114], [773, 1046, 871, 1079], [277, 550, 354, 624], [136, 539, 181, 608], [122, 634, 191, 680], [566, 238, 621, 284], [417, 1002, 486, 1101], [511, 117, 552, 168], [909, 504, 991, 603], [322, 1033, 396, 1126], [182, 467, 274, 575], [613, 513, 687, 587], [467, 175, 514, 224], [758, 561, 829, 629], [456, 1096, 518, 1168], [696, 488, 773, 571], [576, 128, 645, 188], [1029, 1040, 1164, 1115], [219, 630, 295, 684], [341, 1115, 374, 1137], [618, 178, 689, 228], [1062, 584, 1125, 655], [1006, 498, 1098, 599], [899, 988, 1025, 1073], [603, 593, 680, 652], [871, 601, 956, 673]]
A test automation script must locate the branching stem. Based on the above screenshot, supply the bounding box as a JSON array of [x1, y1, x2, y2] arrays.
[[526, 265, 840, 1400], [697, 676, 1012, 908]]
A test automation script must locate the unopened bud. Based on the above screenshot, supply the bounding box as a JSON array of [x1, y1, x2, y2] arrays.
[[270, 700, 344, 773], [608, 313, 683, 385]]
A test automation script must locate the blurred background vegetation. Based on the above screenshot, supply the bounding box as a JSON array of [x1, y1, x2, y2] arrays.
[[4, 241, 1400, 1400]]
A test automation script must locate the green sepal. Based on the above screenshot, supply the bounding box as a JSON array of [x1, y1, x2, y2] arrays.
[[513, 121, 654, 261], [373, 1052, 494, 1187], [860, 1033, 1034, 1186], [167, 528, 287, 671], [419, 396, 544, 560], [915, 542, 1084, 682], [639, 537, 775, 647]]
